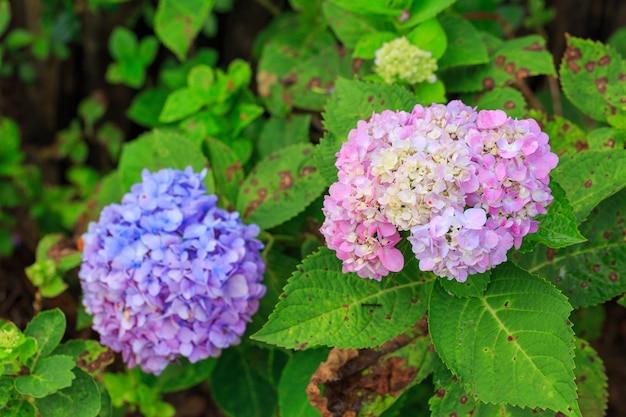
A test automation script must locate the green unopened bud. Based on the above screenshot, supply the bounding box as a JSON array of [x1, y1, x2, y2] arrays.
[[374, 37, 438, 85]]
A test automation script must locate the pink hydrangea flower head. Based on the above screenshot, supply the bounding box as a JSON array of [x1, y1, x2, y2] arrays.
[[321, 102, 558, 282]]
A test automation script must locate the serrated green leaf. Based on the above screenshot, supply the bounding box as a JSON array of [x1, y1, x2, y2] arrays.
[[443, 35, 555, 93], [515, 189, 626, 309], [15, 355, 75, 398], [211, 346, 278, 417], [118, 129, 213, 193], [438, 14, 489, 69], [158, 88, 206, 123], [439, 271, 491, 298], [203, 137, 243, 208], [519, 180, 586, 251], [551, 149, 626, 223], [406, 17, 447, 60], [236, 143, 326, 230], [322, 1, 393, 49], [429, 264, 580, 416], [252, 246, 435, 349], [278, 349, 330, 417], [560, 35, 626, 124], [258, 114, 312, 159], [154, 0, 215, 61], [24, 308, 66, 362], [35, 368, 101, 417]]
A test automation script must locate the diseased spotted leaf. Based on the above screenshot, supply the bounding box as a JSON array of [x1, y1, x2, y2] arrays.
[[573, 338, 608, 417], [236, 144, 326, 230], [24, 308, 66, 362], [515, 189, 626, 309], [429, 264, 580, 416], [442, 35, 555, 93], [473, 87, 527, 119], [252, 245, 435, 349], [560, 35, 626, 125], [203, 138, 243, 209], [528, 110, 588, 156]]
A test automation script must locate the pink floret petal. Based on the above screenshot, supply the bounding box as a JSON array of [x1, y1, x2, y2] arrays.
[[321, 101, 558, 282]]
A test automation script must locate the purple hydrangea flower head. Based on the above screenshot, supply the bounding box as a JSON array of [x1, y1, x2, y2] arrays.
[[79, 167, 266, 374], [321, 102, 558, 282]]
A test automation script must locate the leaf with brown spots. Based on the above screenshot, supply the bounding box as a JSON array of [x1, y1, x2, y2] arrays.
[[429, 264, 580, 417], [560, 35, 626, 126], [236, 143, 326, 230], [204, 138, 243, 209], [442, 35, 555, 93], [573, 338, 608, 417], [515, 189, 626, 309], [588, 126, 626, 150], [306, 322, 434, 417], [52, 340, 114, 377], [551, 149, 626, 223], [527, 110, 588, 156], [472, 86, 527, 119], [252, 245, 435, 350]]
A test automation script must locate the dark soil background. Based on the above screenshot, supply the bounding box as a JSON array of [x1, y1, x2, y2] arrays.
[[1, 0, 626, 416]]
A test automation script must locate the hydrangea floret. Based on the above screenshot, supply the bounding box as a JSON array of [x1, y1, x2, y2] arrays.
[[374, 37, 438, 85], [321, 101, 558, 282], [79, 167, 266, 375]]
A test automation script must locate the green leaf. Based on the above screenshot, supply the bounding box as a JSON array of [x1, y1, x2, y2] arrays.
[[230, 102, 264, 137], [400, 0, 457, 29], [439, 271, 491, 298], [158, 88, 206, 123], [515, 189, 626, 309], [154, 0, 215, 61], [236, 143, 326, 230], [428, 264, 580, 416], [406, 17, 447, 60], [118, 129, 213, 193], [608, 27, 626, 57], [322, 1, 393, 49], [138, 36, 158, 65], [52, 340, 114, 377], [414, 79, 446, 104], [353, 31, 397, 59], [35, 368, 101, 417], [588, 126, 626, 150], [551, 149, 626, 223], [258, 114, 312, 159], [473, 86, 527, 119], [519, 180, 587, 251], [24, 308, 66, 361], [0, 0, 10, 37], [442, 35, 555, 93], [2, 389, 36, 417], [560, 35, 626, 124], [573, 338, 608, 417], [187, 64, 215, 92], [159, 48, 219, 89], [438, 13, 489, 70], [5, 28, 34, 50], [108, 26, 137, 60], [211, 346, 278, 417], [78, 92, 107, 130], [252, 246, 435, 349], [203, 138, 243, 208], [15, 355, 75, 398], [127, 87, 170, 128], [278, 349, 329, 417]]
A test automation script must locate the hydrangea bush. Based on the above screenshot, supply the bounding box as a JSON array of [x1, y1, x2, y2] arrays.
[[2, 0, 626, 416], [79, 167, 265, 374]]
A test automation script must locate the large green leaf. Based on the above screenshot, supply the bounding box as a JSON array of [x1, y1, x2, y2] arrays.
[[52, 340, 114, 377], [252, 246, 435, 349], [118, 129, 214, 193], [527, 110, 588, 156], [573, 338, 608, 417], [236, 143, 326, 230], [551, 149, 626, 223], [472, 87, 527, 119], [322, 1, 393, 49], [24, 308, 66, 363], [258, 114, 312, 159], [14, 355, 75, 398], [211, 346, 279, 417], [560, 35, 626, 125], [35, 368, 101, 417], [203, 138, 243, 209], [515, 189, 626, 309], [154, 0, 214, 61], [442, 35, 555, 93], [429, 264, 580, 416]]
